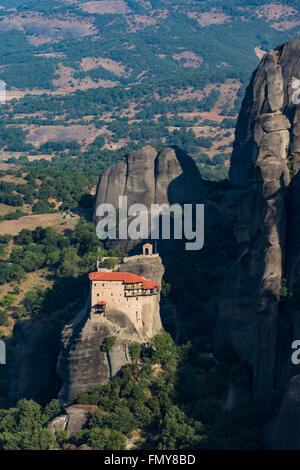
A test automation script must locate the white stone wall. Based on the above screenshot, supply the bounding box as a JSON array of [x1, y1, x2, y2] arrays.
[[91, 280, 158, 329]]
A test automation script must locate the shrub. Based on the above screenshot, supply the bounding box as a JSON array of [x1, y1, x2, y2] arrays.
[[15, 306, 28, 319], [101, 336, 116, 352], [103, 258, 118, 270], [0, 310, 8, 326], [129, 342, 141, 362], [1, 294, 16, 307], [56, 430, 69, 447], [151, 332, 175, 363]]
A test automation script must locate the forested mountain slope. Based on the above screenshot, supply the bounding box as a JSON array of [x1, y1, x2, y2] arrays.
[[0, 0, 300, 179]]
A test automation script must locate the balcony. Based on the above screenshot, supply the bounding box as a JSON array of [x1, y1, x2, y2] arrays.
[[124, 284, 143, 290]]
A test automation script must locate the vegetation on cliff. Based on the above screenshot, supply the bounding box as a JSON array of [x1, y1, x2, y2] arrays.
[[0, 332, 261, 450]]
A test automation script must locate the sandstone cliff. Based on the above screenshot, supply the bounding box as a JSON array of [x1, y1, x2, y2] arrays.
[[216, 37, 300, 447], [9, 314, 62, 403], [94, 145, 206, 253], [95, 145, 205, 209]]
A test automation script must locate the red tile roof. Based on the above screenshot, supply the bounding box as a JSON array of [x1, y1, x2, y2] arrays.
[[143, 279, 159, 289], [96, 300, 107, 305], [89, 271, 160, 289]]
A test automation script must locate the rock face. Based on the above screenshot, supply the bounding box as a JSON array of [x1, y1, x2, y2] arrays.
[[216, 38, 300, 448], [94, 145, 206, 252], [57, 256, 164, 403], [229, 45, 291, 188], [47, 404, 98, 438], [95, 145, 205, 209], [9, 256, 164, 405], [9, 316, 62, 403]]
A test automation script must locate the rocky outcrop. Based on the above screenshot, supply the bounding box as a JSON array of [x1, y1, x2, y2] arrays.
[[56, 306, 129, 404], [118, 255, 164, 286], [9, 316, 62, 403], [57, 256, 164, 403], [217, 157, 287, 403], [266, 169, 300, 448], [95, 145, 205, 209], [217, 37, 300, 447], [267, 375, 300, 449], [94, 145, 206, 252], [47, 404, 98, 438], [217, 41, 293, 403], [9, 256, 164, 405]]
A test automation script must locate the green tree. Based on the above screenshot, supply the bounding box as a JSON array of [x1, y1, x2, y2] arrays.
[[103, 258, 118, 270], [42, 399, 61, 423], [1, 294, 16, 307], [15, 306, 28, 319], [0, 310, 8, 327], [23, 288, 45, 317], [158, 405, 206, 450], [56, 430, 69, 447], [56, 247, 80, 278], [89, 428, 125, 450], [129, 342, 141, 362], [151, 332, 175, 363], [101, 337, 116, 352], [0, 399, 56, 450]]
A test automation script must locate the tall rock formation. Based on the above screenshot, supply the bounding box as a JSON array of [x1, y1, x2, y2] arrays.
[[94, 145, 206, 253], [217, 37, 300, 447], [95, 145, 205, 209], [229, 46, 290, 187], [9, 314, 63, 403]]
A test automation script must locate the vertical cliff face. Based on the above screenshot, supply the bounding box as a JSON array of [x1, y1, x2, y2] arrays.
[[95, 146, 205, 210], [218, 153, 288, 403], [217, 40, 293, 403], [217, 38, 300, 446], [9, 316, 62, 403], [267, 170, 300, 448], [94, 145, 206, 253], [229, 46, 291, 188]]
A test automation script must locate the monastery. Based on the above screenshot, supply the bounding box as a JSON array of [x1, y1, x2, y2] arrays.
[[88, 244, 160, 327]]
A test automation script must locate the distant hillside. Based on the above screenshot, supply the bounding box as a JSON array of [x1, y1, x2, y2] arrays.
[[0, 0, 299, 89], [0, 0, 300, 176]]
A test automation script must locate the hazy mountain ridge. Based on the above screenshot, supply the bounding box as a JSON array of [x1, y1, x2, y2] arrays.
[[1, 1, 300, 176], [0, 0, 300, 90]]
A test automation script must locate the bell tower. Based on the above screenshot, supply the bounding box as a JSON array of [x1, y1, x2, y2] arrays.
[[143, 243, 153, 256]]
